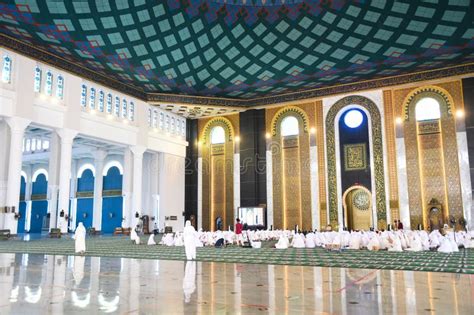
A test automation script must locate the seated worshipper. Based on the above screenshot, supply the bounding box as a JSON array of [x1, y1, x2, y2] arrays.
[[183, 220, 197, 260], [349, 232, 361, 250], [329, 233, 342, 251], [387, 234, 403, 252], [74, 222, 86, 254], [174, 232, 185, 246], [291, 233, 306, 248], [147, 234, 156, 245], [367, 235, 381, 251], [131, 226, 140, 245], [305, 232, 316, 248], [214, 230, 225, 248], [405, 234, 423, 252], [464, 231, 474, 249], [161, 233, 175, 246], [438, 236, 454, 253], [275, 234, 290, 249]]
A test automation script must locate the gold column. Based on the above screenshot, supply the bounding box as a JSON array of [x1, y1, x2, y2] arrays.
[[383, 90, 399, 222], [315, 100, 327, 227]]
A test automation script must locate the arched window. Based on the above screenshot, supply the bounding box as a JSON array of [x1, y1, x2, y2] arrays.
[[31, 138, 37, 151], [171, 117, 176, 133], [129, 102, 135, 121], [42, 140, 50, 150], [153, 110, 158, 128], [34, 66, 42, 92], [210, 126, 225, 144], [25, 139, 31, 152], [147, 108, 152, 126], [165, 115, 170, 131], [159, 112, 164, 129], [114, 97, 120, 117], [56, 75, 64, 99], [181, 119, 186, 136], [89, 87, 96, 109], [98, 90, 104, 112], [121, 98, 127, 119], [2, 55, 12, 83], [280, 116, 299, 136], [106, 93, 112, 114], [44, 70, 53, 95], [80, 84, 87, 107], [415, 97, 441, 121]]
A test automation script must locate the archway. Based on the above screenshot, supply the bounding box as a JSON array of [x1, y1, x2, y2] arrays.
[[342, 185, 372, 231], [30, 173, 48, 233], [76, 168, 94, 229]]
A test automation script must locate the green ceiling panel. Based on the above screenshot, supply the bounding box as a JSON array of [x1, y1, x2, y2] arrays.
[[0, 0, 472, 101]]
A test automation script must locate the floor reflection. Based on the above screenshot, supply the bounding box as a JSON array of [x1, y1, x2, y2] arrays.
[[0, 253, 472, 314]]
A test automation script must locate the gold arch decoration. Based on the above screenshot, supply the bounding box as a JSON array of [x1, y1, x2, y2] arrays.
[[270, 106, 310, 136], [402, 85, 455, 121], [325, 95, 387, 229], [200, 117, 235, 145]]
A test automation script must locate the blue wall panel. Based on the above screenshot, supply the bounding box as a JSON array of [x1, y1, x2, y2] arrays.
[[32, 174, 47, 195], [103, 167, 122, 190], [101, 196, 123, 233], [30, 200, 48, 233], [77, 169, 95, 192], [76, 198, 94, 229], [17, 201, 27, 233]]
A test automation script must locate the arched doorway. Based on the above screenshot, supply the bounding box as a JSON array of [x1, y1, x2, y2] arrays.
[[342, 185, 372, 231], [17, 175, 27, 233], [30, 173, 48, 233], [76, 169, 94, 229], [102, 165, 123, 233]]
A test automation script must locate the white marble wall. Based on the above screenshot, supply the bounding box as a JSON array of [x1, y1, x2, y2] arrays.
[[265, 150, 273, 229], [456, 131, 473, 229]]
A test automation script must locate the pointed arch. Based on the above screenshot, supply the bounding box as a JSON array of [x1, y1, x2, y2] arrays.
[[200, 116, 235, 145], [270, 106, 310, 136]]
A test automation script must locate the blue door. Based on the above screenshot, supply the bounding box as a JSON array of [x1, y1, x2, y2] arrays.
[[30, 173, 48, 233], [30, 200, 48, 233], [102, 197, 123, 233], [102, 166, 123, 233], [76, 198, 93, 229], [17, 202, 27, 233], [76, 169, 94, 229], [18, 176, 27, 233]]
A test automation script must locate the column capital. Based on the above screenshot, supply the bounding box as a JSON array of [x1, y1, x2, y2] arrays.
[[56, 128, 78, 144], [5, 117, 31, 133], [130, 145, 146, 157]]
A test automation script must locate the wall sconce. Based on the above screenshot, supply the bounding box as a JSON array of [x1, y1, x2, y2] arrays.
[[456, 110, 464, 118], [83, 212, 87, 218], [235, 136, 240, 143], [395, 117, 402, 125], [109, 212, 114, 218], [310, 127, 316, 134], [265, 133, 271, 139]]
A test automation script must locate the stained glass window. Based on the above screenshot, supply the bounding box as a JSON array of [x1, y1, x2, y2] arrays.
[[415, 97, 441, 121], [114, 96, 120, 117], [2, 55, 11, 83], [129, 102, 135, 121], [56, 75, 64, 99], [122, 98, 127, 119], [89, 87, 96, 109], [106, 93, 112, 114], [44, 70, 53, 95], [98, 90, 104, 112], [280, 116, 299, 136], [34, 66, 41, 92], [210, 126, 225, 144], [80, 84, 87, 108]]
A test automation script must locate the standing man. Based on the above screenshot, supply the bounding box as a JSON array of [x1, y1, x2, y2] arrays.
[[216, 216, 222, 231], [235, 218, 243, 246], [397, 220, 404, 230]]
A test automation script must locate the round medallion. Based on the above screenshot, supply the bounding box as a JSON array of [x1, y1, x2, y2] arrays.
[[352, 190, 370, 211]]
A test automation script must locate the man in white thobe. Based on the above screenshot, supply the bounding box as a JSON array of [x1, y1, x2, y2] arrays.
[[183, 220, 197, 260], [74, 222, 86, 254]]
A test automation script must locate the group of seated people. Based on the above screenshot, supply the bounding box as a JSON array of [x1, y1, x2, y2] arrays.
[[132, 223, 474, 254]]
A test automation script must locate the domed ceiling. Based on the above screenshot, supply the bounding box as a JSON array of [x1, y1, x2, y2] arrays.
[[0, 0, 473, 107]]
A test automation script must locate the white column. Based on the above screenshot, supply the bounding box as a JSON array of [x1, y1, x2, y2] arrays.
[[47, 133, 60, 231], [131, 145, 146, 228], [197, 157, 203, 230], [24, 165, 33, 232], [122, 148, 132, 228], [92, 150, 107, 230], [56, 129, 78, 233], [4, 117, 30, 233], [69, 159, 78, 231], [266, 150, 273, 229], [310, 145, 320, 230], [233, 152, 240, 220]]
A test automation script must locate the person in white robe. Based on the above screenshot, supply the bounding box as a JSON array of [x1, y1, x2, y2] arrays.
[[305, 233, 316, 248], [405, 234, 422, 252], [174, 232, 184, 246], [349, 232, 361, 250], [131, 227, 140, 245], [291, 233, 306, 248], [147, 234, 156, 245], [387, 235, 403, 252], [183, 261, 196, 303], [183, 220, 197, 260], [438, 237, 454, 253], [275, 234, 289, 249], [367, 235, 380, 251], [74, 222, 86, 254]]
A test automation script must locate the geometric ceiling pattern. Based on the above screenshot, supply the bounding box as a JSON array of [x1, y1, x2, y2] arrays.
[[0, 0, 473, 104]]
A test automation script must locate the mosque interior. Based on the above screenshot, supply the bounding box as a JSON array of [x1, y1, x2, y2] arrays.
[[0, 0, 474, 313]]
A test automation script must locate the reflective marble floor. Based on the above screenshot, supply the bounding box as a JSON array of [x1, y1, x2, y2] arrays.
[[0, 253, 473, 314]]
